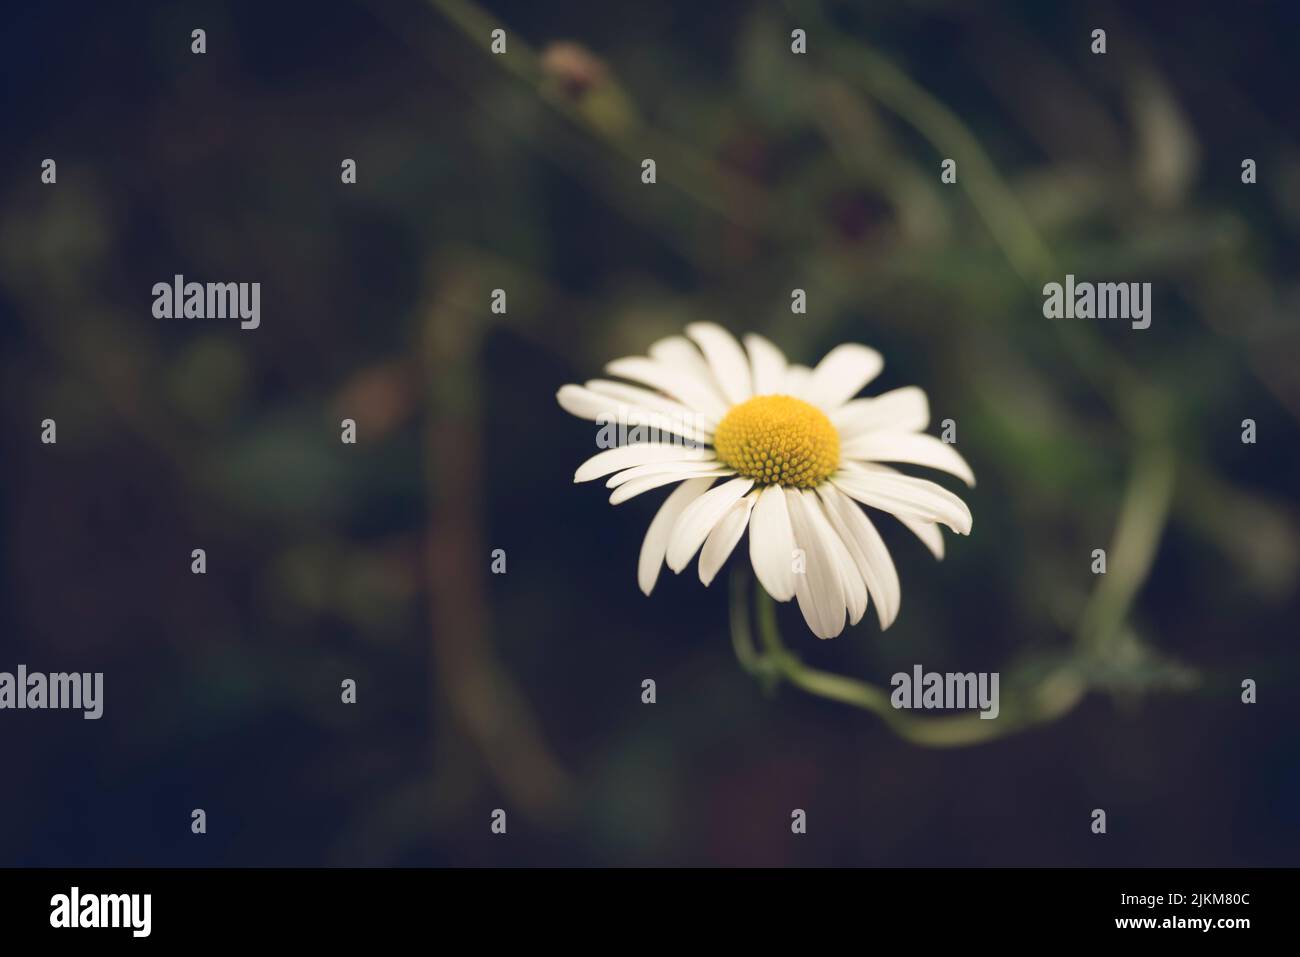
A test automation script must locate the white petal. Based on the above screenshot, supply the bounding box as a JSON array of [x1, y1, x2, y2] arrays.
[[557, 383, 622, 420], [808, 492, 868, 626], [782, 364, 814, 399], [831, 386, 929, 438], [785, 488, 847, 639], [842, 432, 976, 487], [818, 485, 902, 629], [584, 379, 718, 433], [645, 337, 729, 414], [897, 513, 945, 560], [606, 460, 727, 488], [575, 443, 715, 483], [842, 462, 947, 559], [666, 478, 754, 572], [743, 333, 788, 396], [748, 484, 796, 601], [831, 467, 972, 535], [648, 335, 713, 376], [604, 357, 730, 420], [638, 478, 716, 595], [610, 468, 733, 505], [685, 322, 753, 405], [804, 344, 884, 410], [557, 384, 711, 445], [698, 493, 757, 586]]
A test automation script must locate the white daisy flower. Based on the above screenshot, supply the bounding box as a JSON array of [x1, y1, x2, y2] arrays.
[[557, 323, 974, 639]]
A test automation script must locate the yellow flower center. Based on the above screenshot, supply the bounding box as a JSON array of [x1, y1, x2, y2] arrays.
[[713, 395, 840, 488]]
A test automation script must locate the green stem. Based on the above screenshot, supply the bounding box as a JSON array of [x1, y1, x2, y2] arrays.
[[728, 564, 764, 677], [423, 0, 779, 233], [1079, 444, 1177, 657], [754, 580, 787, 663], [745, 575, 1086, 747], [785, 0, 1053, 285]]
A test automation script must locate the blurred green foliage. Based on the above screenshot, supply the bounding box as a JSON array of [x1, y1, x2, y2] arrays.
[[3, 0, 1297, 865]]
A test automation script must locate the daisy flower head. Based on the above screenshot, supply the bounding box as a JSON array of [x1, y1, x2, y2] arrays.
[[557, 323, 974, 639]]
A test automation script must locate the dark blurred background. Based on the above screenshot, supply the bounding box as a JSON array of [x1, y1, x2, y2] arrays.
[[2, 0, 1298, 866]]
